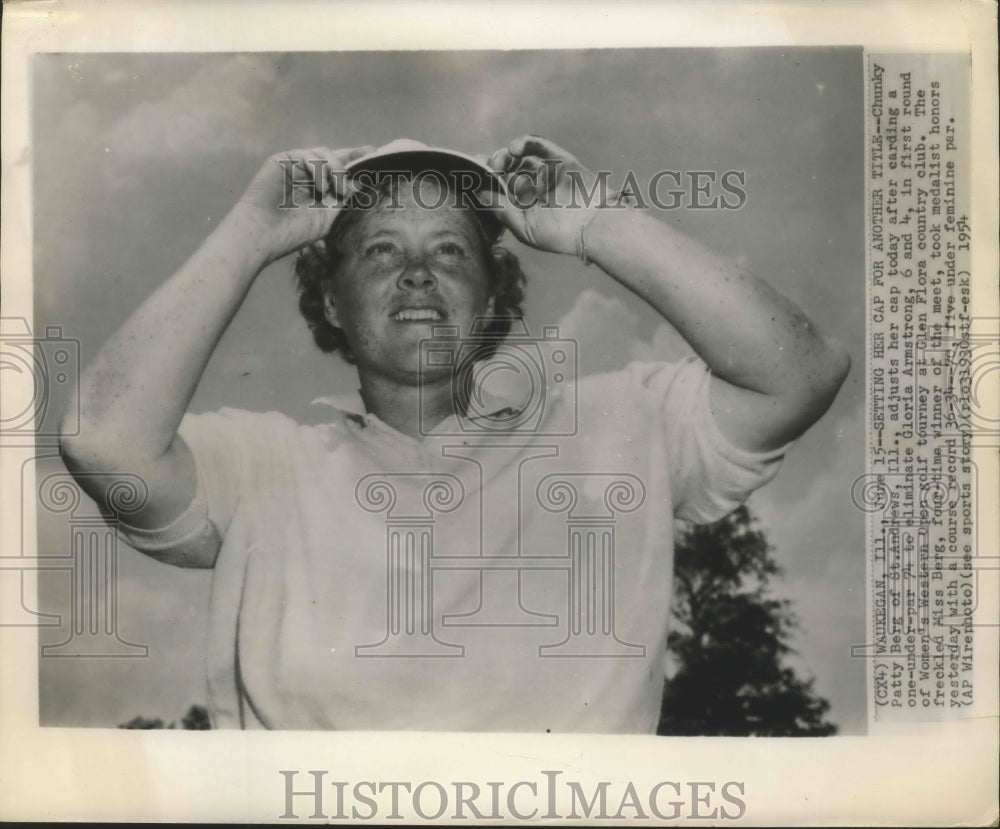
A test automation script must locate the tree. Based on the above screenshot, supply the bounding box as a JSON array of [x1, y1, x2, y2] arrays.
[[118, 704, 211, 730], [658, 505, 837, 736], [180, 703, 212, 730], [118, 714, 172, 729]]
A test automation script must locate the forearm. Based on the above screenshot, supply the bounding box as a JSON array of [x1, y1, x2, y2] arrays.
[[586, 208, 849, 402], [62, 207, 268, 466]]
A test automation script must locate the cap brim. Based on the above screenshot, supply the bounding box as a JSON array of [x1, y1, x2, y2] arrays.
[[344, 146, 507, 244], [345, 146, 506, 198]]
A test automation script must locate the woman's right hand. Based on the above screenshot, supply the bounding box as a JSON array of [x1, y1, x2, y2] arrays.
[[228, 145, 374, 267]]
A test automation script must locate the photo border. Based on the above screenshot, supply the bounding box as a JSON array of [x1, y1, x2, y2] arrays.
[[1, 1, 996, 824]]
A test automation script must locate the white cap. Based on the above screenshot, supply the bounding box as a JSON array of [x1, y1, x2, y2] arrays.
[[343, 138, 506, 240]]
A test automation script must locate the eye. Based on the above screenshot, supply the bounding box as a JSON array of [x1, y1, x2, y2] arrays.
[[362, 240, 402, 260], [435, 241, 467, 258]]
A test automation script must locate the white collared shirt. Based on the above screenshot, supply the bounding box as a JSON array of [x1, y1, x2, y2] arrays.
[[120, 356, 788, 733]]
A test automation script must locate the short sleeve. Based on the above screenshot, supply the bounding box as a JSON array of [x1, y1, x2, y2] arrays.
[[114, 407, 286, 561], [175, 408, 255, 539], [628, 356, 791, 524]]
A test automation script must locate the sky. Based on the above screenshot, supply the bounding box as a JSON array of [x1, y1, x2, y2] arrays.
[[30, 48, 867, 733]]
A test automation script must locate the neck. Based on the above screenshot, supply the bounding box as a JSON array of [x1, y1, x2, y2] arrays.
[[357, 369, 456, 439]]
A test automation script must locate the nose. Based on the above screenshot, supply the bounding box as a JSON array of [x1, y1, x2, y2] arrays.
[[397, 256, 437, 291]]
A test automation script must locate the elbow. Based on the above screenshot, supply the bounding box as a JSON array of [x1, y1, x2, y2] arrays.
[[58, 424, 97, 474], [58, 410, 117, 473], [57, 411, 85, 469], [57, 384, 94, 469], [825, 338, 852, 396], [60, 412, 170, 476], [778, 337, 851, 434], [805, 337, 852, 418]]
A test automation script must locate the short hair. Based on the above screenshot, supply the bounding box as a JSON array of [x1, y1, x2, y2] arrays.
[[294, 175, 527, 364]]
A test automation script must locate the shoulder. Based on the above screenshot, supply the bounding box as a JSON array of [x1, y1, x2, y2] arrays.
[[181, 406, 303, 438], [180, 401, 372, 453], [178, 407, 336, 463]]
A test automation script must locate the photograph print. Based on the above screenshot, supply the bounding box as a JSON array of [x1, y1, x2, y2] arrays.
[[30, 47, 866, 735]]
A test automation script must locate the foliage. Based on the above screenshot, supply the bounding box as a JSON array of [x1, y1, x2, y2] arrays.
[[658, 505, 837, 736], [118, 704, 211, 730]]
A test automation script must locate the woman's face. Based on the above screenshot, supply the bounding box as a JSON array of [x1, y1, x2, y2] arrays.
[[323, 179, 495, 384]]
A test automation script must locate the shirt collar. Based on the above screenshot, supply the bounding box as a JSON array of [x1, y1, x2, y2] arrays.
[[310, 379, 541, 423], [311, 391, 366, 415]]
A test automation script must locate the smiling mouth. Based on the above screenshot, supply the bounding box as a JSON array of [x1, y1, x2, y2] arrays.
[[390, 308, 444, 322]]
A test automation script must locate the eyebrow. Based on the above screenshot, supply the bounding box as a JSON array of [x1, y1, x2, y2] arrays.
[[352, 220, 479, 247], [352, 228, 400, 248], [428, 229, 472, 241]]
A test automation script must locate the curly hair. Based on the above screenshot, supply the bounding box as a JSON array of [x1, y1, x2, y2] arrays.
[[294, 178, 527, 364]]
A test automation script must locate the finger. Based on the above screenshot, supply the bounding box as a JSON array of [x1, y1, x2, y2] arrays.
[[505, 156, 557, 204], [287, 157, 326, 203], [488, 147, 516, 173], [331, 145, 375, 168], [475, 187, 527, 237], [279, 149, 331, 202], [535, 156, 557, 201], [294, 145, 372, 167], [318, 146, 367, 204], [296, 144, 374, 181], [313, 145, 374, 186], [507, 134, 576, 162], [323, 164, 352, 208], [507, 167, 538, 205], [509, 154, 544, 176]]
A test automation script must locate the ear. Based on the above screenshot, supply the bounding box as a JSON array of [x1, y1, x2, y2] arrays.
[[322, 289, 340, 328]]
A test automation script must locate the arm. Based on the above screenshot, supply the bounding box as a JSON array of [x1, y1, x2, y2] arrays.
[[486, 135, 850, 452], [59, 145, 370, 566]]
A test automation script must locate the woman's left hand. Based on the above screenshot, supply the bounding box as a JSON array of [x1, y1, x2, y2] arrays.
[[484, 135, 602, 256]]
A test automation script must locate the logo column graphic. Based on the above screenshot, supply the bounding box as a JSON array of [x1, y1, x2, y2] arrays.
[[535, 473, 646, 657], [355, 473, 465, 657], [440, 444, 560, 629], [36, 471, 148, 657]]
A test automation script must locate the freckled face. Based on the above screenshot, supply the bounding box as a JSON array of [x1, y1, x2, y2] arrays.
[[323, 180, 495, 383]]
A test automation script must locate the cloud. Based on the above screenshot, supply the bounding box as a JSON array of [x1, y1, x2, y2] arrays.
[[465, 54, 567, 136], [749, 404, 867, 733], [39, 559, 213, 727], [554, 288, 640, 368], [550, 288, 692, 374], [754, 404, 865, 572], [105, 54, 282, 166]]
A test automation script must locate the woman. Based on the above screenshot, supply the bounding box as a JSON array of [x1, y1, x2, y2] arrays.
[[59, 136, 849, 731]]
